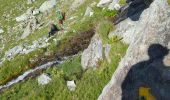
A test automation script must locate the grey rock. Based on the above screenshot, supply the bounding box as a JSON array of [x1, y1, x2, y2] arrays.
[[33, 9, 40, 15], [5, 46, 23, 60], [99, 0, 170, 99], [97, 0, 113, 7], [81, 34, 103, 70], [67, 81, 76, 91], [16, 14, 29, 22], [38, 74, 51, 85], [0, 28, 4, 34], [21, 16, 38, 39], [84, 6, 94, 17], [104, 44, 111, 63], [39, 0, 56, 13], [27, 0, 35, 4], [21, 22, 31, 39], [15, 8, 33, 22], [108, 2, 121, 10], [71, 0, 85, 10]]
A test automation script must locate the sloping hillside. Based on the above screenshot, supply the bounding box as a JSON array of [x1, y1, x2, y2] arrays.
[[0, 0, 128, 99]]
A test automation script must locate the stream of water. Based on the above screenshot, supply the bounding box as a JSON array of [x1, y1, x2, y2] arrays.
[[0, 59, 64, 92]]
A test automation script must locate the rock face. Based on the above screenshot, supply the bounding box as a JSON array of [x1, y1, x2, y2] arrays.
[[38, 74, 51, 85], [99, 0, 170, 99], [81, 34, 103, 70], [67, 81, 76, 91], [39, 0, 57, 13]]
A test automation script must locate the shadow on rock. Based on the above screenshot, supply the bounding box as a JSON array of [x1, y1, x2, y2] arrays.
[[114, 0, 153, 24], [121, 44, 170, 100]]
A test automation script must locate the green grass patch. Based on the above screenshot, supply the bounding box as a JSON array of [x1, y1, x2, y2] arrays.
[[119, 0, 126, 5], [168, 0, 170, 5], [0, 42, 128, 99]]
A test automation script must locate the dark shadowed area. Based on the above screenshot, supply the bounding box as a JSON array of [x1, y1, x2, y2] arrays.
[[121, 44, 170, 100], [114, 0, 153, 24]]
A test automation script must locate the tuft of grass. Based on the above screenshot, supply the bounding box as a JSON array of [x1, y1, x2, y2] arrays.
[[97, 20, 114, 44], [168, 0, 170, 5], [119, 0, 126, 5]]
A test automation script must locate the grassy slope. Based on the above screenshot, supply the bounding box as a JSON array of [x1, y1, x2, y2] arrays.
[[0, 0, 117, 85], [0, 0, 128, 99], [0, 42, 127, 100]]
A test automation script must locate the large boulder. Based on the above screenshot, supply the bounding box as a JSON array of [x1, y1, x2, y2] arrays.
[[99, 0, 170, 99], [81, 34, 103, 70], [39, 0, 56, 13]]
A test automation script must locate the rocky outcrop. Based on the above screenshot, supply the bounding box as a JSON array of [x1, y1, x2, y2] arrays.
[[84, 6, 94, 17], [21, 16, 38, 39], [99, 0, 170, 99], [39, 0, 56, 13], [81, 34, 103, 70], [4, 36, 49, 60]]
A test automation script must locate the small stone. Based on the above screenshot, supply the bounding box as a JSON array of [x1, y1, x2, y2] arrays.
[[0, 28, 4, 33], [84, 6, 94, 17], [67, 81, 76, 91], [97, 0, 112, 7], [38, 74, 51, 85], [33, 9, 40, 15]]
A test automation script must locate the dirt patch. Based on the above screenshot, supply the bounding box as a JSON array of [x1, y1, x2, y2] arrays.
[[29, 28, 95, 67]]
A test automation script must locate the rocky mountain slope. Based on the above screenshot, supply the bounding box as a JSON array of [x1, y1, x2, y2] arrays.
[[0, 0, 169, 99], [0, 0, 127, 99], [99, 0, 170, 99]]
